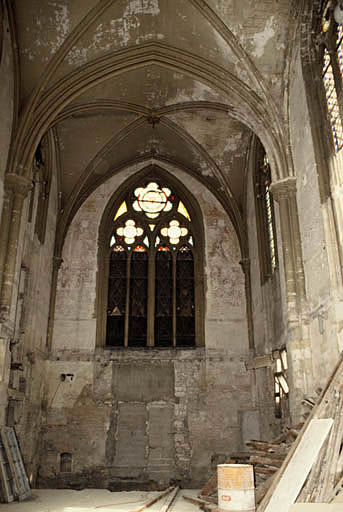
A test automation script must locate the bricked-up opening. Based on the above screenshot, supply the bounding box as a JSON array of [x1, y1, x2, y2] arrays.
[[60, 453, 72, 473]]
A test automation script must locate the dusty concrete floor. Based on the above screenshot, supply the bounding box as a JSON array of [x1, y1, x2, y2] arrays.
[[0, 489, 201, 511]]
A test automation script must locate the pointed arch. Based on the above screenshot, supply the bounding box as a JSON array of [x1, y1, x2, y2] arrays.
[[96, 165, 205, 348]]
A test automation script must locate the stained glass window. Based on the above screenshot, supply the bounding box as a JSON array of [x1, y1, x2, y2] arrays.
[[323, 49, 343, 152], [116, 219, 144, 245], [161, 220, 188, 245], [337, 25, 343, 80], [177, 201, 191, 221], [176, 246, 195, 346], [263, 156, 277, 272], [114, 201, 127, 220], [106, 177, 197, 348], [320, 4, 343, 153], [133, 182, 173, 218], [106, 248, 127, 346], [321, 0, 332, 33], [254, 145, 278, 283], [155, 251, 173, 347], [128, 251, 148, 347]]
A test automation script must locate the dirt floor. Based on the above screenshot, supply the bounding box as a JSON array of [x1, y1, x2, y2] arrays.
[[0, 489, 201, 512]]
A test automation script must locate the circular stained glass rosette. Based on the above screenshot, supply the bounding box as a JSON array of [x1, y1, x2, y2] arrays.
[[133, 182, 172, 219], [117, 219, 144, 244], [161, 220, 188, 245]]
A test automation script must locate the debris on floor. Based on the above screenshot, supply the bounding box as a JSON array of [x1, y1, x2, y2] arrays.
[[259, 352, 343, 511], [196, 421, 303, 509], [195, 354, 343, 512]]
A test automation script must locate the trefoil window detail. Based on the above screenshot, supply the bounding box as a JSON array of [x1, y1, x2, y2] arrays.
[[106, 178, 196, 348]]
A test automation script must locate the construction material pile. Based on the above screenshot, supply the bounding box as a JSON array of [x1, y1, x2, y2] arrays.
[[184, 423, 302, 511]]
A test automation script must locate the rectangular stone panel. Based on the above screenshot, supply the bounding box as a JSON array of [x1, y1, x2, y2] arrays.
[[113, 364, 174, 402], [114, 402, 147, 470], [148, 403, 175, 479]]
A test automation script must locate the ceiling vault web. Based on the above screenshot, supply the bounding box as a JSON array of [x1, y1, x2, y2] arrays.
[[5, 0, 298, 269]]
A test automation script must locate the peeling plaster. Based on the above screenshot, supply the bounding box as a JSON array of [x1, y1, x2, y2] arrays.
[[252, 17, 275, 59], [125, 0, 160, 16], [65, 0, 160, 65], [224, 132, 243, 153], [166, 80, 221, 106]]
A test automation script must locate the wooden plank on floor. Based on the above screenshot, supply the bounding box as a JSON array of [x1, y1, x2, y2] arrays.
[[159, 487, 179, 512], [0, 433, 17, 503], [0, 428, 31, 501], [263, 419, 333, 512]]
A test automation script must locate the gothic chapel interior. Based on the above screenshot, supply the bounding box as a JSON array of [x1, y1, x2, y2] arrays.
[[1, 0, 343, 491]]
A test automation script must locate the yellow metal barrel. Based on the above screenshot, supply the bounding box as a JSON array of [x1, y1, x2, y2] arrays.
[[217, 464, 255, 512]]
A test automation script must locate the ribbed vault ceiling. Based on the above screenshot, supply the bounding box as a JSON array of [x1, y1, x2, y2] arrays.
[[12, 0, 294, 249]]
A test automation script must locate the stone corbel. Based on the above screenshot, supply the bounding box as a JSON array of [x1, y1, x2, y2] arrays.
[[270, 177, 307, 325]]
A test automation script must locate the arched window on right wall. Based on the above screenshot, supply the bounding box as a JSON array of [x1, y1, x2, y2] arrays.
[[254, 142, 278, 284], [320, 0, 343, 153]]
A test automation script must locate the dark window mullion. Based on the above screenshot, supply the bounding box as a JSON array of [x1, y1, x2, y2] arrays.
[[173, 252, 177, 348], [147, 250, 155, 347], [124, 251, 131, 347]]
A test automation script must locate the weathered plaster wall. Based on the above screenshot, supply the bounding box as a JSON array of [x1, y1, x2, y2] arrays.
[[0, 4, 16, 426], [5, 146, 59, 483], [289, 48, 342, 403], [0, 4, 14, 220], [43, 163, 253, 488]]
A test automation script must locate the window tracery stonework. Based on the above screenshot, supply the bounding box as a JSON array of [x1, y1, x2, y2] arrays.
[[97, 172, 205, 349], [320, 1, 343, 153], [254, 146, 278, 284]]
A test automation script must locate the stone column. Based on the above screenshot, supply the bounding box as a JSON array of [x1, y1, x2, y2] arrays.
[[270, 177, 306, 324], [271, 177, 311, 420], [0, 173, 31, 322], [46, 255, 63, 351]]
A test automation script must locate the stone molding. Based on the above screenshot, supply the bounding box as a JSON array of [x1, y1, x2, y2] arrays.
[[270, 176, 297, 201], [4, 173, 31, 198]]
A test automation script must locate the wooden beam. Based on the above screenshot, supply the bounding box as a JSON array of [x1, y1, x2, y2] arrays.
[[245, 354, 273, 370], [262, 419, 333, 512], [159, 487, 179, 512]]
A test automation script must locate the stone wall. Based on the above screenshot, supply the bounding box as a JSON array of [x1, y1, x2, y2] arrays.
[[0, 3, 15, 425], [42, 164, 254, 488], [39, 349, 246, 489], [0, 3, 14, 216], [289, 47, 343, 403], [4, 140, 59, 483]]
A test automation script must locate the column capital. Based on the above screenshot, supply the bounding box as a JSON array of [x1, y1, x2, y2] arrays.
[[4, 173, 32, 198], [270, 176, 297, 201]]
